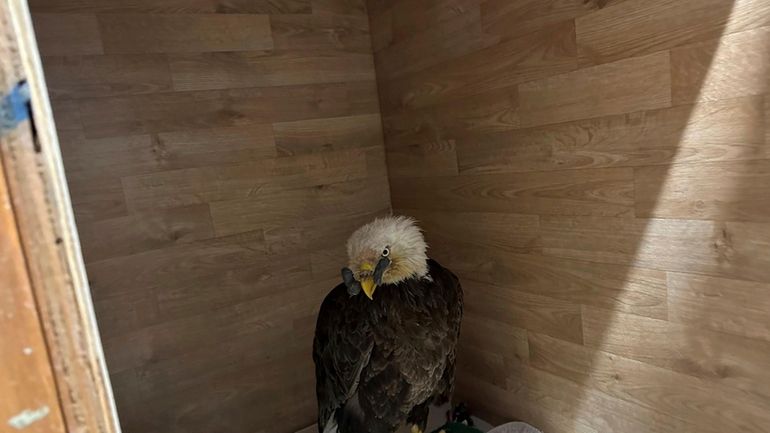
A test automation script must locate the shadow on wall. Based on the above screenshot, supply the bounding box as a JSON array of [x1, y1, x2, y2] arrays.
[[371, 0, 770, 432]]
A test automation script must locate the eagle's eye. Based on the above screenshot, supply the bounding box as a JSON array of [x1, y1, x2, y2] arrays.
[[382, 247, 390, 257]]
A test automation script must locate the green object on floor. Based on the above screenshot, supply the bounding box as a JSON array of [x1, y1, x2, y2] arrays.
[[430, 422, 484, 433]]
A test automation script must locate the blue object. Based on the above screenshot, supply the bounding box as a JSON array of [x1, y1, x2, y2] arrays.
[[1, 80, 32, 135]]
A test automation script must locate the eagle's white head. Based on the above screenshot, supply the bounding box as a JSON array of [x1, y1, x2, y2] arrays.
[[344, 216, 429, 300]]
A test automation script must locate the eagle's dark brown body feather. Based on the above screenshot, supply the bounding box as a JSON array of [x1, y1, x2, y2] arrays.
[[313, 259, 463, 433]]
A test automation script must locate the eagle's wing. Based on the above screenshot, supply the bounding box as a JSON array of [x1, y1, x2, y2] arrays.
[[313, 283, 373, 432], [428, 259, 464, 404]]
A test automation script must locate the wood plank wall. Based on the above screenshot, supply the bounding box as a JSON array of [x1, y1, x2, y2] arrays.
[[29, 1, 389, 432], [368, 0, 770, 432], [0, 146, 66, 433]]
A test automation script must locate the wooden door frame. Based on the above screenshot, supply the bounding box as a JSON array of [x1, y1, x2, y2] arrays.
[[1, 1, 120, 432]]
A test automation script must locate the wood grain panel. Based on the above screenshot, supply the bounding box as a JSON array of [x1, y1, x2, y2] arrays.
[[270, 13, 372, 52], [109, 333, 315, 422], [583, 307, 770, 401], [518, 51, 672, 127], [67, 176, 128, 222], [169, 260, 310, 338], [312, 0, 367, 16], [156, 124, 278, 163], [455, 377, 601, 433], [89, 288, 160, 341], [114, 346, 317, 433], [488, 361, 700, 433], [72, 127, 276, 174], [387, 0, 480, 45], [47, 99, 82, 133], [382, 90, 520, 179], [529, 332, 770, 433], [671, 26, 770, 104], [368, 8, 392, 53], [122, 147, 374, 211], [170, 50, 375, 91], [392, 168, 634, 217], [460, 314, 529, 363], [35, 1, 770, 432], [481, 0, 601, 43], [374, 0, 770, 432], [385, 139, 459, 178], [667, 272, 770, 343], [63, 134, 177, 178], [33, 2, 387, 432], [525, 365, 703, 433], [464, 280, 584, 344], [76, 96, 145, 138], [96, 254, 315, 341], [457, 345, 510, 390], [458, 96, 766, 174], [85, 234, 318, 340], [43, 54, 171, 99], [541, 216, 770, 282], [363, 0, 391, 18], [373, 3, 485, 79], [76, 205, 214, 263], [575, 0, 770, 65], [98, 14, 273, 54], [383, 86, 521, 144], [635, 160, 770, 221], [422, 242, 667, 320], [766, 93, 770, 144], [86, 231, 266, 303], [29, 0, 311, 13], [273, 113, 383, 155], [109, 330, 312, 431], [379, 21, 576, 111], [100, 274, 323, 373], [406, 208, 541, 254], [78, 81, 379, 138], [32, 13, 103, 56], [264, 211, 388, 255], [210, 176, 390, 236]]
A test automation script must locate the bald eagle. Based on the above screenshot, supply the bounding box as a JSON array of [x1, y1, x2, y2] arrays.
[[313, 216, 464, 433]]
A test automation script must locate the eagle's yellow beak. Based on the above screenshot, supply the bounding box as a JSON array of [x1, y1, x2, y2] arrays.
[[361, 277, 376, 300]]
